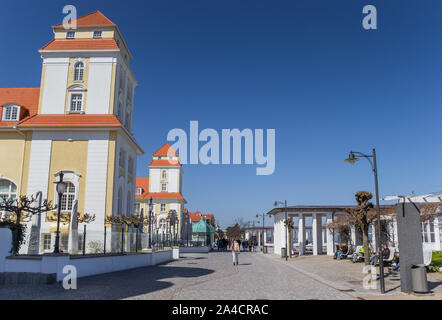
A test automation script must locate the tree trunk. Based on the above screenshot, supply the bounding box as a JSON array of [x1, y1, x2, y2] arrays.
[[362, 224, 370, 265]]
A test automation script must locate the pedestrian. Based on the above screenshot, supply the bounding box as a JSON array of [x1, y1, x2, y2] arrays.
[[232, 239, 240, 266]]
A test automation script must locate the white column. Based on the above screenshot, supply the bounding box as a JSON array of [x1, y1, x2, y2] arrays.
[[298, 214, 305, 255], [350, 225, 356, 248], [312, 213, 323, 255], [433, 216, 440, 251], [372, 224, 377, 251], [326, 212, 334, 256]]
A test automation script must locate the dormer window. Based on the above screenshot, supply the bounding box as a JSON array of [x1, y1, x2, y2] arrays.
[[136, 188, 142, 195], [93, 30, 102, 39], [66, 31, 75, 39], [2, 105, 20, 121], [74, 62, 84, 81]]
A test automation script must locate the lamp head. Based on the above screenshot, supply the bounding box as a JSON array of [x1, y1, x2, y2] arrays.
[[345, 151, 360, 164], [56, 173, 67, 195], [148, 197, 153, 211]]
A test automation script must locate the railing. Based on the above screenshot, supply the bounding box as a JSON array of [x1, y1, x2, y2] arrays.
[[20, 228, 179, 256]]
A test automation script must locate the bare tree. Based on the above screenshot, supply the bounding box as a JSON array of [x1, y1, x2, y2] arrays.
[[0, 195, 56, 254]]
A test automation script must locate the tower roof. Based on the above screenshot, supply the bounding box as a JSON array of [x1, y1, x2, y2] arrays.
[[53, 10, 115, 28], [153, 143, 178, 157]]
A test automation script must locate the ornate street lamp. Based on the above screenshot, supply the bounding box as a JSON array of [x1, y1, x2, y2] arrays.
[[148, 197, 153, 249], [256, 213, 267, 251], [168, 209, 177, 245], [274, 200, 288, 261], [54, 172, 67, 254], [345, 148, 385, 294]]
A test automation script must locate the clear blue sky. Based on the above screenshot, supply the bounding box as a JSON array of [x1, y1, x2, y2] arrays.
[[1, 1, 441, 228]]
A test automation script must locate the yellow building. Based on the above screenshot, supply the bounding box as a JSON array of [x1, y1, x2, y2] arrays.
[[0, 11, 143, 254], [135, 143, 186, 238]]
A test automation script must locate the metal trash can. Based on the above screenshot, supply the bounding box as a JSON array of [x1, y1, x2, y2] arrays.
[[411, 264, 429, 293], [263, 246, 268, 254], [281, 247, 287, 258]]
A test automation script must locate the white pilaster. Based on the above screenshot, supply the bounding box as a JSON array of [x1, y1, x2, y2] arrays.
[[326, 212, 334, 256], [312, 213, 323, 255], [298, 214, 305, 255]]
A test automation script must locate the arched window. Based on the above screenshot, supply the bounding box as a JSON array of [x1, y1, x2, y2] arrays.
[[117, 187, 123, 215], [74, 62, 84, 81], [2, 105, 20, 121], [162, 170, 167, 179], [126, 191, 131, 215], [60, 182, 75, 211], [0, 179, 17, 204]]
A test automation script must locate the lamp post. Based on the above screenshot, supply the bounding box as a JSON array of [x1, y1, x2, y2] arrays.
[[345, 148, 385, 294], [148, 198, 153, 249], [168, 209, 177, 246], [54, 172, 67, 254], [274, 200, 288, 261], [256, 213, 266, 251]]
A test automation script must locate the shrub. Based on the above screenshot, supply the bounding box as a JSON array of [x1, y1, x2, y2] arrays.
[[0, 221, 26, 255]]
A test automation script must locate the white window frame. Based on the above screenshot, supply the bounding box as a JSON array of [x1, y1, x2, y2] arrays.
[[53, 171, 80, 213], [67, 85, 86, 114], [70, 94, 83, 112], [93, 30, 103, 39], [42, 234, 52, 251], [2, 105, 20, 121], [161, 183, 167, 192], [160, 203, 166, 212], [66, 31, 76, 39], [73, 62, 85, 82], [162, 170, 167, 179], [0, 179, 18, 211]]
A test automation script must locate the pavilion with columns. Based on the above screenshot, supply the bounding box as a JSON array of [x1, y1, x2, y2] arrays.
[[267, 205, 397, 257]]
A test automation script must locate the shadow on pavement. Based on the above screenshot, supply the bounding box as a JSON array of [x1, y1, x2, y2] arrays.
[[0, 264, 215, 300]]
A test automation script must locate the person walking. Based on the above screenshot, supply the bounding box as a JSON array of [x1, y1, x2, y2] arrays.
[[232, 239, 240, 266]]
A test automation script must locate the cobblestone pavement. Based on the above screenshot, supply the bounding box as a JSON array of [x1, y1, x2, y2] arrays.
[[0, 251, 359, 300], [260, 252, 442, 300]]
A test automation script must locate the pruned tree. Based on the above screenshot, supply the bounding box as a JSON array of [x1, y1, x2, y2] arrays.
[[284, 217, 295, 258], [420, 203, 442, 222], [225, 223, 242, 240], [0, 195, 56, 254]]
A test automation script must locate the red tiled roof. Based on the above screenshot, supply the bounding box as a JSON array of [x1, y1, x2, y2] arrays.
[[153, 143, 178, 156], [54, 11, 116, 28], [185, 210, 214, 222], [18, 114, 121, 127], [135, 178, 184, 200], [138, 192, 184, 200], [149, 160, 181, 167], [0, 88, 40, 127], [41, 39, 119, 51], [135, 177, 149, 198]]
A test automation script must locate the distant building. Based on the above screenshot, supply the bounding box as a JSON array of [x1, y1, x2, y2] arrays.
[[135, 143, 186, 238]]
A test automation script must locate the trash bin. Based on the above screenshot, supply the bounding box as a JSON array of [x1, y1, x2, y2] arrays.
[[281, 247, 287, 258], [263, 246, 268, 254], [411, 264, 429, 293]]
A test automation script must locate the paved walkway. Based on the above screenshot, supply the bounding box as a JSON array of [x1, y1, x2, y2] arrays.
[[0, 251, 356, 300], [0, 251, 440, 300], [260, 253, 442, 300]]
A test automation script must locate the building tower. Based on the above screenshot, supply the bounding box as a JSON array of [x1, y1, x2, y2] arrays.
[[136, 143, 186, 239], [0, 11, 144, 254]]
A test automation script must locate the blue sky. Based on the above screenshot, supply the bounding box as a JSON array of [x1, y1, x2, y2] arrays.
[[1, 1, 441, 228]]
